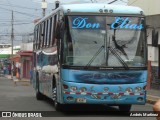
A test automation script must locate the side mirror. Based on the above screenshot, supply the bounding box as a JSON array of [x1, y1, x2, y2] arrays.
[[152, 29, 158, 47]]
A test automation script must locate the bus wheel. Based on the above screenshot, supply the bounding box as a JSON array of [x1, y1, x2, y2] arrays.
[[36, 77, 44, 100], [54, 100, 62, 111], [54, 88, 62, 111], [53, 86, 61, 111], [118, 105, 132, 112]]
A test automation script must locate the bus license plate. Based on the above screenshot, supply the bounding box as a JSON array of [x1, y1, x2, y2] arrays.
[[76, 98, 86, 103]]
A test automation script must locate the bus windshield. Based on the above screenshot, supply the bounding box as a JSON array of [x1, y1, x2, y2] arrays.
[[63, 15, 146, 68]]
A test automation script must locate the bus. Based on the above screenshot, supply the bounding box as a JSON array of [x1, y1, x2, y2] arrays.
[[33, 3, 147, 112]]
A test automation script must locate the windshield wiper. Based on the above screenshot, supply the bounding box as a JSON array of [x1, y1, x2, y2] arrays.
[[112, 35, 129, 60], [85, 45, 104, 68], [108, 46, 129, 70]]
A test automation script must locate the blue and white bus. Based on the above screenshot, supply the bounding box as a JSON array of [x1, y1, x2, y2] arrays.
[[33, 3, 147, 112]]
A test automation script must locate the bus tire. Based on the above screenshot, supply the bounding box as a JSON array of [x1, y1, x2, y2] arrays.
[[53, 76, 62, 111], [119, 104, 132, 112], [54, 100, 61, 111], [36, 75, 44, 100]]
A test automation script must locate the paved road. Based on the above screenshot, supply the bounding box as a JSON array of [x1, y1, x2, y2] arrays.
[[0, 76, 156, 120]]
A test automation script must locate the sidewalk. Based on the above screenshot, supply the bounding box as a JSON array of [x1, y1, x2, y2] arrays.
[[5, 75, 30, 82], [3, 74, 160, 104], [4, 74, 30, 86], [147, 89, 160, 104]]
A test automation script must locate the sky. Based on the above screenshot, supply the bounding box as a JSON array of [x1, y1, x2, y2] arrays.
[[0, 0, 128, 45]]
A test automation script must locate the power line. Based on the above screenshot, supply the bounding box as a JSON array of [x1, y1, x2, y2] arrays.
[[108, 0, 119, 4], [0, 6, 40, 18], [0, 3, 41, 11], [0, 19, 35, 23], [128, 0, 138, 5], [0, 21, 33, 23], [0, 22, 33, 26]]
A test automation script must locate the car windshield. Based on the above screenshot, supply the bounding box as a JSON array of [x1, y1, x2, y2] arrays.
[[62, 15, 147, 68]]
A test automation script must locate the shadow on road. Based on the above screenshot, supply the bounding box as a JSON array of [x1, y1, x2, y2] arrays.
[[43, 97, 130, 117]]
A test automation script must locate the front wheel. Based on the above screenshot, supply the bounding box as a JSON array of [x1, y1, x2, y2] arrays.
[[36, 76, 44, 100], [54, 100, 62, 111], [119, 105, 132, 112]]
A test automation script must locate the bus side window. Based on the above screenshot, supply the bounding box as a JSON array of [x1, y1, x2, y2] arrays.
[[52, 14, 57, 46], [44, 20, 49, 48], [50, 16, 54, 46], [38, 24, 42, 49], [48, 55, 58, 65], [33, 26, 37, 50], [49, 17, 52, 47], [41, 22, 45, 48], [37, 25, 40, 49]]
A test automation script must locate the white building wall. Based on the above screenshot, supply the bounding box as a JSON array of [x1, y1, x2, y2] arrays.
[[128, 0, 160, 15], [20, 43, 33, 51]]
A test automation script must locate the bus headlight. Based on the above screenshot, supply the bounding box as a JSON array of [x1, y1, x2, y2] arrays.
[[135, 87, 142, 92], [70, 86, 77, 91], [125, 87, 133, 93], [104, 87, 109, 92], [80, 87, 87, 92]]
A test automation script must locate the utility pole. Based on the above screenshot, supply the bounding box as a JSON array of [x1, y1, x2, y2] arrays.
[[11, 10, 14, 56], [11, 10, 14, 79], [41, 0, 47, 17]]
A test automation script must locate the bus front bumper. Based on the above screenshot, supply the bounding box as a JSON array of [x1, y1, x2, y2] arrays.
[[61, 81, 146, 105]]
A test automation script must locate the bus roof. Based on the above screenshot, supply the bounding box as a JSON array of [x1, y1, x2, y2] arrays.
[[35, 3, 144, 25], [60, 3, 144, 15]]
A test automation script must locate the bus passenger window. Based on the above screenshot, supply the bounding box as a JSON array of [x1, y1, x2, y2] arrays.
[[49, 17, 52, 46], [38, 24, 42, 49], [37, 25, 40, 49], [41, 22, 45, 48], [52, 15, 57, 46], [44, 20, 49, 47]]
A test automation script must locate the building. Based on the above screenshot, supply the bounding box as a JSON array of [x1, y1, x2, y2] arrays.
[[17, 41, 33, 79], [0, 44, 20, 59], [128, 0, 160, 15], [128, 0, 160, 89]]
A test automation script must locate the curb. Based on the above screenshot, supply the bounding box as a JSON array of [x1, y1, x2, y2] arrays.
[[4, 75, 30, 82], [146, 99, 156, 105], [14, 80, 30, 82], [147, 95, 160, 105]]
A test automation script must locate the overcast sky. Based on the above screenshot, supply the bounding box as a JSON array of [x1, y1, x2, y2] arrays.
[[0, 0, 128, 45]]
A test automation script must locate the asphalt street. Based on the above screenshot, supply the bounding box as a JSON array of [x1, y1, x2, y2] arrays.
[[0, 76, 157, 120]]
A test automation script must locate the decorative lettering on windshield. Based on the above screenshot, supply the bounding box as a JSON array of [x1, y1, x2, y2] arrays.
[[111, 17, 143, 30], [72, 17, 100, 29]]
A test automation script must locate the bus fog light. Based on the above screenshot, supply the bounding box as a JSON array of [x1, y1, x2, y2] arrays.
[[125, 87, 133, 93], [80, 87, 87, 92], [137, 97, 143, 101], [135, 87, 142, 92], [70, 86, 77, 91], [67, 96, 74, 101], [63, 84, 68, 90]]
